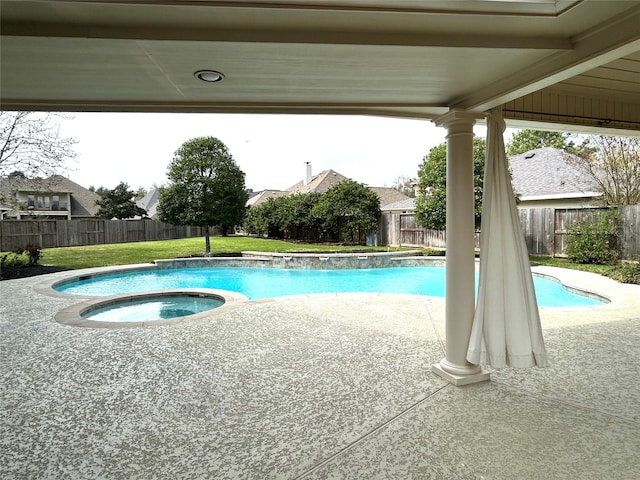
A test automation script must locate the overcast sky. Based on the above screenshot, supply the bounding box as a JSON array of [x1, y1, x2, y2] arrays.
[[56, 112, 501, 192]]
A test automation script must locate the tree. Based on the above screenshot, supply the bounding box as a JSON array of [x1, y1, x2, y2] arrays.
[[134, 186, 148, 201], [244, 193, 322, 241], [571, 135, 640, 206], [0, 111, 77, 177], [392, 175, 417, 197], [312, 179, 381, 243], [415, 137, 486, 230], [96, 181, 148, 219], [157, 137, 248, 253], [506, 129, 579, 156]]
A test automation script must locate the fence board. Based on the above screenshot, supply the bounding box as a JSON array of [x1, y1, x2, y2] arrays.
[[621, 205, 640, 259], [380, 206, 639, 260], [1, 219, 203, 251]]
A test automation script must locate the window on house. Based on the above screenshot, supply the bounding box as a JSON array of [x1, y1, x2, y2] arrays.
[[37, 196, 44, 209], [44, 196, 51, 209], [27, 195, 35, 209], [52, 195, 60, 211]]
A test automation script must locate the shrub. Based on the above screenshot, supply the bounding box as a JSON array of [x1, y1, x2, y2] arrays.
[[23, 244, 42, 266], [565, 211, 619, 265], [606, 261, 640, 285], [0, 252, 27, 279]]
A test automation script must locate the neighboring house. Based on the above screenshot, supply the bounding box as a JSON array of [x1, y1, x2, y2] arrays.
[[136, 188, 160, 219], [381, 197, 416, 214], [0, 203, 10, 220], [509, 147, 601, 208], [0, 174, 101, 220], [139, 165, 412, 213], [287, 169, 350, 195], [245, 189, 289, 208], [248, 165, 411, 208], [369, 186, 412, 208], [383, 148, 601, 214]]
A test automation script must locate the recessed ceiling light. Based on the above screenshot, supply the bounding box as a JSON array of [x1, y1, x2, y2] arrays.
[[194, 70, 224, 83]]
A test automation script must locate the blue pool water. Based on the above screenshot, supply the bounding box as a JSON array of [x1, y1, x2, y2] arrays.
[[56, 266, 604, 307], [84, 295, 224, 322]]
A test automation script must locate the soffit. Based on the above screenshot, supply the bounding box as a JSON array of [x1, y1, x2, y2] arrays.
[[1, 1, 640, 133]]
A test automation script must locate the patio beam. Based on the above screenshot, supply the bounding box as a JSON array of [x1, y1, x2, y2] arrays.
[[452, 5, 640, 112]]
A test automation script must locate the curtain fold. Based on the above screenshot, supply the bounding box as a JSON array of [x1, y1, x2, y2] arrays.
[[467, 107, 548, 369]]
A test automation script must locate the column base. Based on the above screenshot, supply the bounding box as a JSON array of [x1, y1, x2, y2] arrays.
[[432, 362, 491, 386]]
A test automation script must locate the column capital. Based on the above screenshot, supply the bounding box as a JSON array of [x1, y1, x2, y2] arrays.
[[433, 109, 485, 129]]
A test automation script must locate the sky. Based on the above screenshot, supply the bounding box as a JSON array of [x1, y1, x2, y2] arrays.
[[56, 112, 496, 192]]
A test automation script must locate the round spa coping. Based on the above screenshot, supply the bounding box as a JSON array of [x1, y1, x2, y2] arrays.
[[54, 288, 248, 328]]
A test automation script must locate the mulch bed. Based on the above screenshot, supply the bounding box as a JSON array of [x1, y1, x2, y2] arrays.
[[0, 265, 74, 281]]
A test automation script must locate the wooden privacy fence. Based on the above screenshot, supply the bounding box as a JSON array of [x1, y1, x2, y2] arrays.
[[0, 219, 205, 251], [380, 205, 640, 260]]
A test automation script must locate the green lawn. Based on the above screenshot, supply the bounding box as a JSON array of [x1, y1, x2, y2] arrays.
[[529, 255, 614, 276], [4, 238, 637, 285], [32, 236, 402, 269]]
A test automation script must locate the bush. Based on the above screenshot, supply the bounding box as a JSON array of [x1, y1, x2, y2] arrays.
[[0, 244, 42, 279], [0, 252, 27, 279], [606, 261, 640, 285], [24, 244, 42, 266], [565, 211, 619, 265]]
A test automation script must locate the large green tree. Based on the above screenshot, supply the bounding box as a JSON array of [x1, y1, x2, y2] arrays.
[[95, 181, 147, 219], [158, 137, 248, 253], [312, 179, 381, 243], [415, 137, 486, 230], [506, 129, 579, 156]]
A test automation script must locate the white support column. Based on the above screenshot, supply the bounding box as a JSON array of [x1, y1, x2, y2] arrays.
[[432, 110, 490, 386]]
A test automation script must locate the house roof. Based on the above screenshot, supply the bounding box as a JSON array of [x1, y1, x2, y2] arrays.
[[136, 188, 160, 218], [509, 147, 600, 201], [287, 170, 349, 195], [245, 189, 289, 208], [368, 187, 411, 207], [0, 174, 101, 217], [381, 197, 416, 212]]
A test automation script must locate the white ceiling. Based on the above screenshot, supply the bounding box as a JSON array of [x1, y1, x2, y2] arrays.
[[1, 1, 639, 133]]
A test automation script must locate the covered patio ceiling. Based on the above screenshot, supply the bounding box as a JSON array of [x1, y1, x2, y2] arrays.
[[1, 0, 640, 135]]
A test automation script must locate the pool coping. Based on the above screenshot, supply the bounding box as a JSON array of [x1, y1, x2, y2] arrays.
[[54, 288, 249, 328], [32, 252, 639, 331]]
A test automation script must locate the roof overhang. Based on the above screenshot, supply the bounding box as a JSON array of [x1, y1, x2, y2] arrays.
[[1, 1, 639, 134]]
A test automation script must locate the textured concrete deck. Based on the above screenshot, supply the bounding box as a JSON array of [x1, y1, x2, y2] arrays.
[[1, 266, 639, 479]]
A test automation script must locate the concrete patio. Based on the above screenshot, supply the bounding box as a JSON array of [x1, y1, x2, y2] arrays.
[[1, 266, 639, 479]]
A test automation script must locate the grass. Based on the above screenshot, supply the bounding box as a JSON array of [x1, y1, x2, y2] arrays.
[[529, 255, 614, 276], [530, 255, 640, 285], [30, 236, 407, 269], [3, 238, 637, 285]]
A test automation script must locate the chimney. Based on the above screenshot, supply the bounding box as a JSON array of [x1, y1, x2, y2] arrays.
[[304, 162, 312, 186]]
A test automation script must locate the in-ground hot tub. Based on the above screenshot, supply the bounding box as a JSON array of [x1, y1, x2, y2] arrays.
[[54, 289, 247, 328]]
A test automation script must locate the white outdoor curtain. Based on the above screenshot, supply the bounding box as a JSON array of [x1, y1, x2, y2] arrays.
[[467, 107, 548, 369]]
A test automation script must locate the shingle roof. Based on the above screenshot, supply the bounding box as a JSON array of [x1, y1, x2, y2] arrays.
[[286, 169, 349, 194], [368, 187, 410, 206], [136, 188, 160, 218], [509, 147, 600, 200], [245, 189, 289, 207], [381, 197, 416, 211]]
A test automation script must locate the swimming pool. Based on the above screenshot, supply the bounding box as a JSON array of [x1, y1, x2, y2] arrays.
[[55, 266, 605, 307]]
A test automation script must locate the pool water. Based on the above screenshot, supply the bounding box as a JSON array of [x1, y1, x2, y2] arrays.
[[57, 266, 604, 307], [83, 295, 224, 323]]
